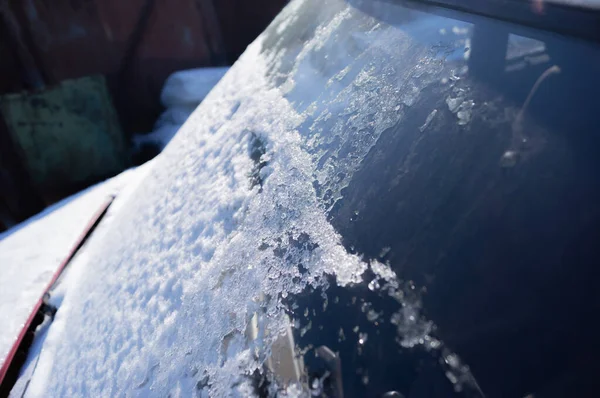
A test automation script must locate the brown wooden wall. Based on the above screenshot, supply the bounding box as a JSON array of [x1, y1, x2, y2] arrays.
[[0, 0, 288, 230], [0, 0, 288, 132]]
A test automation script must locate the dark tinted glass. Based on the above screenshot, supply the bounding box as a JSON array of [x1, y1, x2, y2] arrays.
[[260, 0, 600, 396]]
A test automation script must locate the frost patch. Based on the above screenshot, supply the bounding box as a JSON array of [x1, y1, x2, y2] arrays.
[[446, 82, 475, 126], [366, 260, 483, 395]]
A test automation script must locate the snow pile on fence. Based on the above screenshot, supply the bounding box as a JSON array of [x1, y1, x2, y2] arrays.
[[133, 67, 230, 150]]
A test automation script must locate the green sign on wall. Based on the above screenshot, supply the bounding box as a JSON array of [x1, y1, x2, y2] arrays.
[[0, 75, 129, 196]]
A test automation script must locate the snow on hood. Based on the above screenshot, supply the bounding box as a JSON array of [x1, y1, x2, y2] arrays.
[[0, 167, 143, 373]]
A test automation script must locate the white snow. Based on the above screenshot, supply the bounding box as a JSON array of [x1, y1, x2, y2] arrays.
[[0, 166, 148, 374], [23, 34, 369, 396]]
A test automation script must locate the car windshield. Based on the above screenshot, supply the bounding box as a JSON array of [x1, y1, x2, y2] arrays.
[[18, 0, 600, 396], [258, 0, 600, 397]]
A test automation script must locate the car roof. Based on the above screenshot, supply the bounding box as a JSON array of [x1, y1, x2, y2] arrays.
[[378, 0, 600, 42]]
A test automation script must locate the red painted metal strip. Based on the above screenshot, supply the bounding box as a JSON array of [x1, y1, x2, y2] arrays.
[[0, 195, 115, 387]]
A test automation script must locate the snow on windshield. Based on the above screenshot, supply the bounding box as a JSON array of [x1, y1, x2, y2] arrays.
[[25, 1, 473, 396], [26, 30, 365, 398]]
